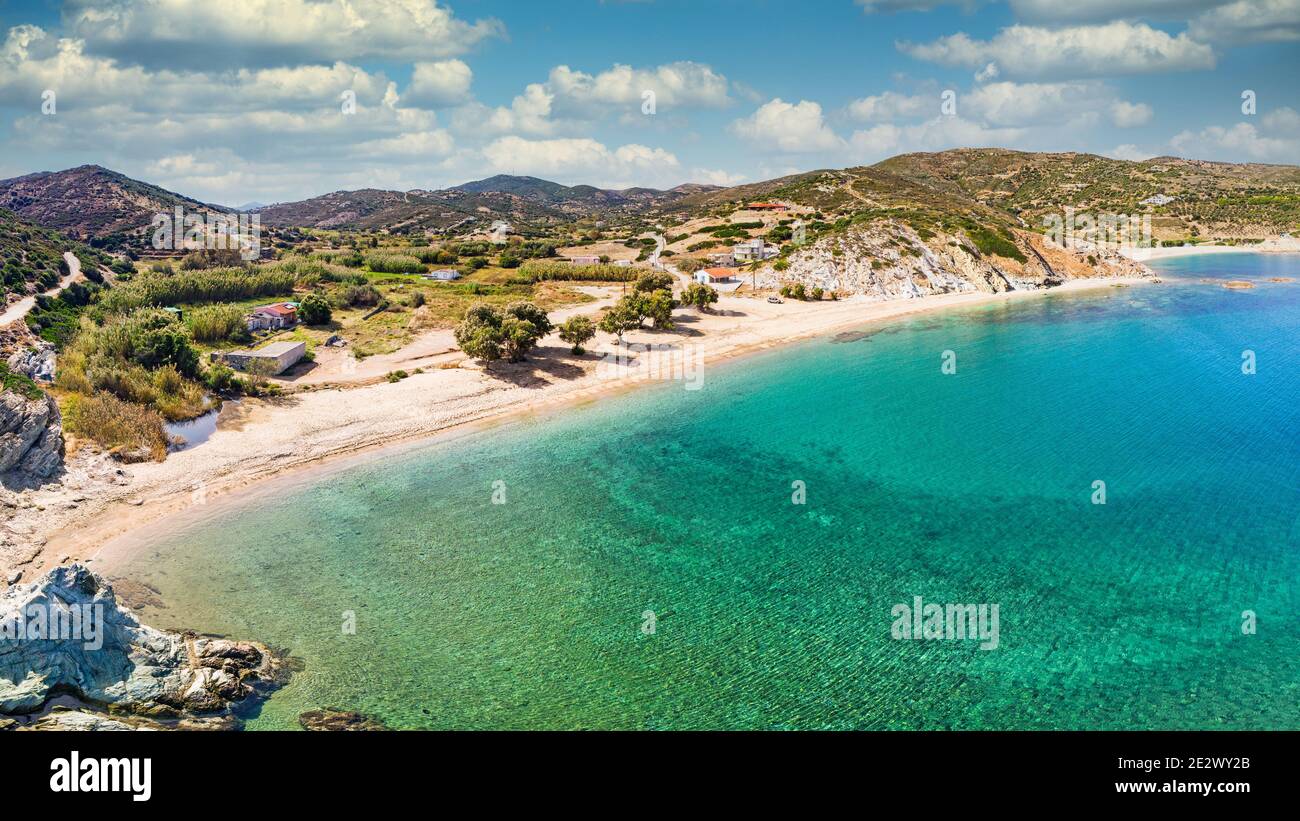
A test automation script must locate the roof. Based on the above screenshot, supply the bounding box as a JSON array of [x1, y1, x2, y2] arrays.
[[250, 341, 306, 358], [701, 268, 737, 279], [747, 202, 785, 208], [252, 303, 296, 316]]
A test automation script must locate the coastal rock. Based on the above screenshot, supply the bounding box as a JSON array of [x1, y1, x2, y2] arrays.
[[761, 221, 1150, 298], [0, 564, 284, 728], [299, 708, 389, 731], [0, 389, 64, 485]]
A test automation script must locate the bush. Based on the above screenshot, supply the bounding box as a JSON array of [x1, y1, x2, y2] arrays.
[[63, 392, 169, 462], [365, 253, 425, 274], [681, 282, 719, 312], [343, 284, 382, 307], [634, 271, 674, 293], [453, 301, 552, 365], [299, 293, 333, 324], [187, 303, 251, 344]]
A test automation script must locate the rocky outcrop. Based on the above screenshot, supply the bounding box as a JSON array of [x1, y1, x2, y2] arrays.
[[0, 389, 63, 485], [7, 343, 56, 383], [0, 564, 284, 730], [760, 221, 1150, 298]]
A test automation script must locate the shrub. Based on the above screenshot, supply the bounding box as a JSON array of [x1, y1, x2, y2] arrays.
[[187, 303, 251, 344], [299, 293, 333, 324], [365, 253, 425, 274], [63, 392, 169, 462]]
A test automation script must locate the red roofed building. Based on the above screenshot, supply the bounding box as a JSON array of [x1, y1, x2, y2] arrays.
[[694, 267, 740, 284], [747, 202, 787, 211], [246, 302, 298, 331]]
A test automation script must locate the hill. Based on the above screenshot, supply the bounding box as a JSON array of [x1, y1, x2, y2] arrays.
[[258, 175, 720, 234], [0, 165, 230, 251]]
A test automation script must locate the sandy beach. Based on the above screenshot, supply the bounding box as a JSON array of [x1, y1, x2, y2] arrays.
[[1122, 236, 1300, 262], [6, 275, 1153, 578]]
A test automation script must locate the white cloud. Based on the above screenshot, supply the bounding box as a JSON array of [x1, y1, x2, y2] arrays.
[[730, 99, 844, 152], [63, 0, 504, 68], [691, 168, 747, 186], [1188, 0, 1300, 43], [1106, 144, 1156, 161], [900, 22, 1216, 78], [404, 60, 473, 108], [1110, 100, 1155, 127], [847, 116, 1027, 162], [479, 136, 679, 186], [1008, 0, 1225, 22], [1262, 106, 1300, 132], [962, 81, 1135, 127], [1170, 122, 1300, 163], [846, 90, 934, 122], [547, 62, 730, 112]]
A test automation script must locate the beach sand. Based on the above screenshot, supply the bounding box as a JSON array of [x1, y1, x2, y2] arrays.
[[1122, 237, 1300, 262], [8, 275, 1152, 578]]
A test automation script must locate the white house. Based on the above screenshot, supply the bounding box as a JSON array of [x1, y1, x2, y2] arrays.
[[694, 267, 739, 284], [424, 268, 461, 280], [733, 239, 777, 262], [567, 255, 602, 265], [1141, 194, 1176, 206]]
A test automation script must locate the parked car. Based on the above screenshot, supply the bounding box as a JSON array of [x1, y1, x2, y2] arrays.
[[767, 296, 783, 304]]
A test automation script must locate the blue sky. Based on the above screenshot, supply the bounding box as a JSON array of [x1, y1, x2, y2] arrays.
[[0, 0, 1297, 205]]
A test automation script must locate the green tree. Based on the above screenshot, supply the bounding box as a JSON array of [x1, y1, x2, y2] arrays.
[[681, 282, 719, 312], [503, 301, 554, 337], [634, 289, 676, 329], [634, 271, 674, 294], [298, 293, 332, 325], [558, 315, 596, 354], [598, 302, 640, 345]]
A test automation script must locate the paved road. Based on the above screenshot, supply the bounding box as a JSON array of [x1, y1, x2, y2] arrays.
[[0, 252, 82, 328]]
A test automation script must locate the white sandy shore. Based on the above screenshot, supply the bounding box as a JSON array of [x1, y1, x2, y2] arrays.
[[1123, 237, 1300, 262], [10, 275, 1153, 578]]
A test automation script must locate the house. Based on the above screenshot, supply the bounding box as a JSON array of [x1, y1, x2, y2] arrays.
[[707, 252, 736, 267], [567, 255, 602, 265], [733, 238, 778, 262], [214, 341, 306, 376], [694, 267, 739, 284], [424, 268, 461, 280], [245, 302, 298, 331], [613, 259, 633, 267], [1141, 194, 1176, 206], [747, 202, 787, 211]]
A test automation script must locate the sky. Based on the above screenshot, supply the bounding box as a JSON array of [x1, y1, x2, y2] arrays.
[[0, 0, 1297, 206]]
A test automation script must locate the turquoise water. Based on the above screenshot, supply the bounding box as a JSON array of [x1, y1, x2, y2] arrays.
[[113, 256, 1300, 730]]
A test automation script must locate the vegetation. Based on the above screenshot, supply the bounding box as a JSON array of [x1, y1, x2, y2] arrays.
[[518, 260, 637, 283], [101, 266, 296, 313], [453, 301, 553, 366], [557, 315, 596, 354], [298, 293, 332, 325], [0, 361, 44, 401], [186, 303, 252, 344], [62, 391, 170, 462], [681, 282, 719, 312]]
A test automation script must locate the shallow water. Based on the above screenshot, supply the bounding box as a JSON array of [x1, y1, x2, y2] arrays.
[[113, 256, 1300, 729]]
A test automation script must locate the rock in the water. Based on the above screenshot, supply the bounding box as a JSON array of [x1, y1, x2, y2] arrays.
[[299, 709, 388, 731], [0, 564, 283, 728], [0, 389, 64, 484]]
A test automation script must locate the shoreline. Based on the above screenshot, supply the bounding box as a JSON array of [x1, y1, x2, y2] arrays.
[[1122, 238, 1300, 261], [20, 275, 1153, 577]]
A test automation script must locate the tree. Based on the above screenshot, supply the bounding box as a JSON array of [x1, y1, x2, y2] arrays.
[[635, 289, 676, 329], [453, 302, 551, 366], [598, 302, 640, 345], [634, 271, 674, 294], [299, 293, 332, 325], [810, 286, 824, 301], [681, 282, 719, 312], [558, 315, 596, 354], [503, 301, 554, 338], [131, 311, 199, 377], [790, 282, 807, 301]]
